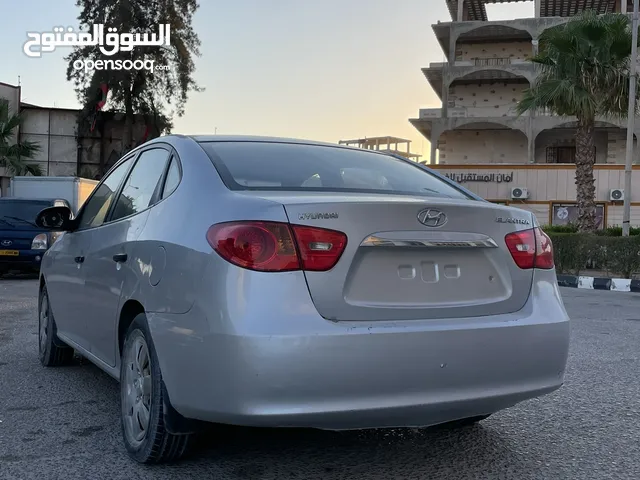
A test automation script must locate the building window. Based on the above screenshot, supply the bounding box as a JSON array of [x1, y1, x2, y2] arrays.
[[546, 146, 596, 164], [551, 203, 605, 229]]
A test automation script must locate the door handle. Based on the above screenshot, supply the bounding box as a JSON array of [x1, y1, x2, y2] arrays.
[[113, 253, 128, 263], [74, 256, 84, 264]]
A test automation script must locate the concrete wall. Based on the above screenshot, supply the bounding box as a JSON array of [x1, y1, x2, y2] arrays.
[[77, 117, 149, 179], [457, 41, 533, 62], [534, 129, 609, 164], [433, 166, 635, 201], [19, 108, 150, 180], [20, 108, 79, 176], [450, 83, 527, 117], [439, 129, 529, 164], [429, 164, 640, 227]]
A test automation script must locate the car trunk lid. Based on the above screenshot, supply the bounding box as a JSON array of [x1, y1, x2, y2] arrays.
[[240, 192, 535, 321]]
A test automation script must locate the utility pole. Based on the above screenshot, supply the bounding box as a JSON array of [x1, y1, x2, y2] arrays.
[[623, 0, 639, 236]]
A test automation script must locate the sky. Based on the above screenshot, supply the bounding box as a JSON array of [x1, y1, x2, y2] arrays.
[[2, 0, 534, 160]]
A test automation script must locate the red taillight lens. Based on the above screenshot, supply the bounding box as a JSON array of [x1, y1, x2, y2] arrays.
[[291, 225, 348, 271], [206, 221, 347, 272], [533, 227, 554, 269], [206, 221, 299, 272], [504, 227, 554, 270]]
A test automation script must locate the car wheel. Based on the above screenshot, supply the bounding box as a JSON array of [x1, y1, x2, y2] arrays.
[[38, 286, 75, 367], [120, 314, 191, 464]]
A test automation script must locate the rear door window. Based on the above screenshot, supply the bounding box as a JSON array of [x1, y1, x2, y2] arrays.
[[198, 141, 470, 199], [111, 148, 171, 221], [161, 156, 181, 199]]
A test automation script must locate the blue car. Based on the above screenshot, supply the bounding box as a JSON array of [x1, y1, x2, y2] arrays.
[[0, 198, 69, 275]]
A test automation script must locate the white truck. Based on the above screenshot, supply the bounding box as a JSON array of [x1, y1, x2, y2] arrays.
[[9, 176, 98, 214]]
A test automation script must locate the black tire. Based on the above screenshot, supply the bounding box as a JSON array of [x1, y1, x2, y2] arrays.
[[38, 286, 75, 367], [120, 313, 191, 464]]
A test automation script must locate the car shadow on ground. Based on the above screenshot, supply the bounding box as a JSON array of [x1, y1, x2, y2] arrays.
[[65, 358, 531, 475], [0, 272, 39, 281]]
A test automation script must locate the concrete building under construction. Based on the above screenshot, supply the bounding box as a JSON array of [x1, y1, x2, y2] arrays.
[[410, 0, 640, 228]]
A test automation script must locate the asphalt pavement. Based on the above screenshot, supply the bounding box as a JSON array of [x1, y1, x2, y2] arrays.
[[1, 278, 640, 480]]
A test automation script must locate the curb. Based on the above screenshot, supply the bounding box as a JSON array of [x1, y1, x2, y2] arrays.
[[557, 275, 640, 293]]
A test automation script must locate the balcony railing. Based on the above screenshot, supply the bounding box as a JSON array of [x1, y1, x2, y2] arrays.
[[473, 57, 511, 67]]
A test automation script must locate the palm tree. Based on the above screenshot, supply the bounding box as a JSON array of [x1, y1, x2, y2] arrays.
[[0, 100, 42, 176], [517, 11, 639, 232]]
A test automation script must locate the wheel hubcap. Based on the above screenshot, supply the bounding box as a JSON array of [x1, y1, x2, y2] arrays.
[[39, 296, 48, 353], [123, 336, 152, 446]]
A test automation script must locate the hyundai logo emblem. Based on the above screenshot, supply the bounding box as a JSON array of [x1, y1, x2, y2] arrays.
[[0, 240, 12, 247], [417, 209, 447, 228]]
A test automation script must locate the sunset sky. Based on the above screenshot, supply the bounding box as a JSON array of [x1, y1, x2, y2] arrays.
[[3, 0, 534, 160]]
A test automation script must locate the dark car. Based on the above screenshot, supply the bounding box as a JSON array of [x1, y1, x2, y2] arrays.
[[0, 198, 70, 275]]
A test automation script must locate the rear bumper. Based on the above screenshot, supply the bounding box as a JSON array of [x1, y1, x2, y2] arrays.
[[148, 269, 570, 430], [0, 250, 45, 271]]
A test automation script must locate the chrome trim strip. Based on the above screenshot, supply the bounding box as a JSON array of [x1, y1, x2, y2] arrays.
[[360, 234, 498, 249]]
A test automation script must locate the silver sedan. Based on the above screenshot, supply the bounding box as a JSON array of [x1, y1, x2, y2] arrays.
[[34, 135, 570, 464]]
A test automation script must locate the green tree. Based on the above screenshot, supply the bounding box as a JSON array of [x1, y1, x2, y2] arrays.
[[66, 0, 202, 158], [0, 100, 42, 176], [517, 11, 639, 232]]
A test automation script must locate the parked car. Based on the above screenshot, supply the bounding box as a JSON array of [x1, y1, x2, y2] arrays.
[[0, 197, 70, 275], [34, 135, 571, 464]]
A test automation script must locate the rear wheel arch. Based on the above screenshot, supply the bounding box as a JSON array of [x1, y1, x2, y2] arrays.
[[118, 299, 146, 358], [119, 309, 202, 444]]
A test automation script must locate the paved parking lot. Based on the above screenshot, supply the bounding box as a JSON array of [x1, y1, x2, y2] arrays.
[[1, 278, 640, 479]]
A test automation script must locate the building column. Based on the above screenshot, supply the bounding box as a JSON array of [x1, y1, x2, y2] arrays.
[[442, 76, 450, 118], [527, 131, 536, 164], [430, 139, 438, 164], [534, 0, 541, 17], [457, 0, 464, 21], [622, 0, 628, 13], [448, 29, 458, 64]]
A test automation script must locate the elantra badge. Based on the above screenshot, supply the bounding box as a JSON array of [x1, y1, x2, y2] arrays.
[[496, 216, 530, 225]]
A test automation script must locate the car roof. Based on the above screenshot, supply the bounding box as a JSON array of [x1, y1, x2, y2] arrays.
[[186, 134, 389, 153], [0, 198, 58, 203]]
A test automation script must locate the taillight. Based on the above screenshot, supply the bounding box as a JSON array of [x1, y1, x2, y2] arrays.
[[533, 227, 554, 269], [504, 227, 554, 270], [291, 225, 347, 271], [206, 221, 347, 272]]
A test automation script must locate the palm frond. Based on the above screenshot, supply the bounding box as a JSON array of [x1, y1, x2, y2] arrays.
[[517, 10, 638, 123], [0, 98, 43, 176]]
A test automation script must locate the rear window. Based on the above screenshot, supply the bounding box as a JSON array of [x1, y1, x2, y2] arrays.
[[198, 141, 471, 200], [0, 201, 50, 228]]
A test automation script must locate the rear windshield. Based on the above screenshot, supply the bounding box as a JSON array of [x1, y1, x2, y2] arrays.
[[198, 141, 471, 200], [0, 201, 50, 229]]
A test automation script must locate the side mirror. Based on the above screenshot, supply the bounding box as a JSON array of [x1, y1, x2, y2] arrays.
[[35, 206, 75, 231]]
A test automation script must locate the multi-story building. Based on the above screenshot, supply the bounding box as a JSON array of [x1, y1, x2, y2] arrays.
[[411, 0, 640, 228], [339, 136, 421, 160]]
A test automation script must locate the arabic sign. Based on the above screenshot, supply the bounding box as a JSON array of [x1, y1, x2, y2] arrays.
[[23, 24, 171, 58], [444, 172, 514, 184]]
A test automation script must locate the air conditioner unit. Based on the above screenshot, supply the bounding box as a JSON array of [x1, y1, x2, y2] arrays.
[[609, 189, 624, 201], [510, 187, 529, 200]]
